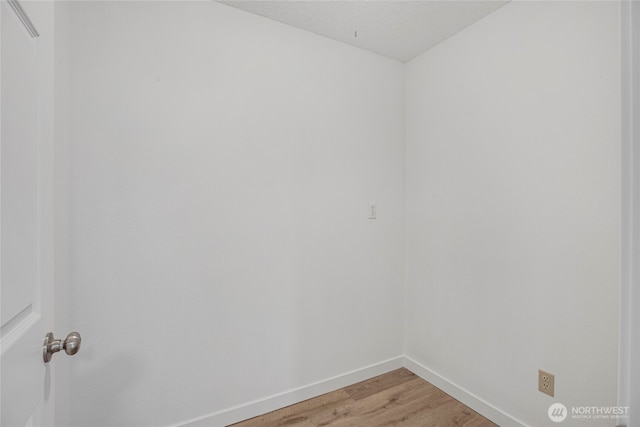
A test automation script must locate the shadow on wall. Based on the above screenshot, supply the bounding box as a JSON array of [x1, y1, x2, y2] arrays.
[[73, 350, 147, 426]]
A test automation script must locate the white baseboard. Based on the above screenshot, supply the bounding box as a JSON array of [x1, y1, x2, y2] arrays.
[[177, 355, 525, 427], [178, 356, 404, 427], [402, 356, 526, 427]]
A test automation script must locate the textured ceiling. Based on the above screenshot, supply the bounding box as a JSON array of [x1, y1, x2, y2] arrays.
[[218, 1, 509, 63]]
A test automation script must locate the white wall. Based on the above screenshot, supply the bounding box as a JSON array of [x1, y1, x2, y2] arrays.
[[66, 1, 625, 426], [405, 2, 620, 426], [67, 2, 405, 426]]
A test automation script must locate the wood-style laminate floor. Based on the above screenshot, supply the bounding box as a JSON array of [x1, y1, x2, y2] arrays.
[[229, 368, 499, 427]]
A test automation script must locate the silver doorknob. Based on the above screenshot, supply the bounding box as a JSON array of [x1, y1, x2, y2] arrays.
[[43, 332, 81, 363]]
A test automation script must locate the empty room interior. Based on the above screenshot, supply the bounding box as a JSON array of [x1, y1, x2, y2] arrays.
[[1, 0, 638, 426]]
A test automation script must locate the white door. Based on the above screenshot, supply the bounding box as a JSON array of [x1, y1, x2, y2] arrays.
[[1, 0, 58, 426]]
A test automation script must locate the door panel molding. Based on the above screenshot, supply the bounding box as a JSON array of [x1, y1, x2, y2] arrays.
[[6, 0, 39, 38], [1, 0, 42, 341]]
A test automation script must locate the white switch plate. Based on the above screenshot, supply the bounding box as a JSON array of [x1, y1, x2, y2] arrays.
[[368, 203, 377, 219]]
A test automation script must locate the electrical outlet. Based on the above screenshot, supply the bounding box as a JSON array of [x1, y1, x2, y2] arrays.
[[538, 369, 555, 397]]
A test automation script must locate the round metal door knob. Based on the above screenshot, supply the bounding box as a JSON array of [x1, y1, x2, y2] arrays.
[[43, 331, 81, 363]]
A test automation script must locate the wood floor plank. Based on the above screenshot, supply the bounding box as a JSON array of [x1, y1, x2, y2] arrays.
[[393, 396, 498, 427], [228, 369, 498, 427], [308, 377, 448, 426], [343, 368, 417, 401], [229, 390, 354, 427], [231, 420, 314, 427]]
